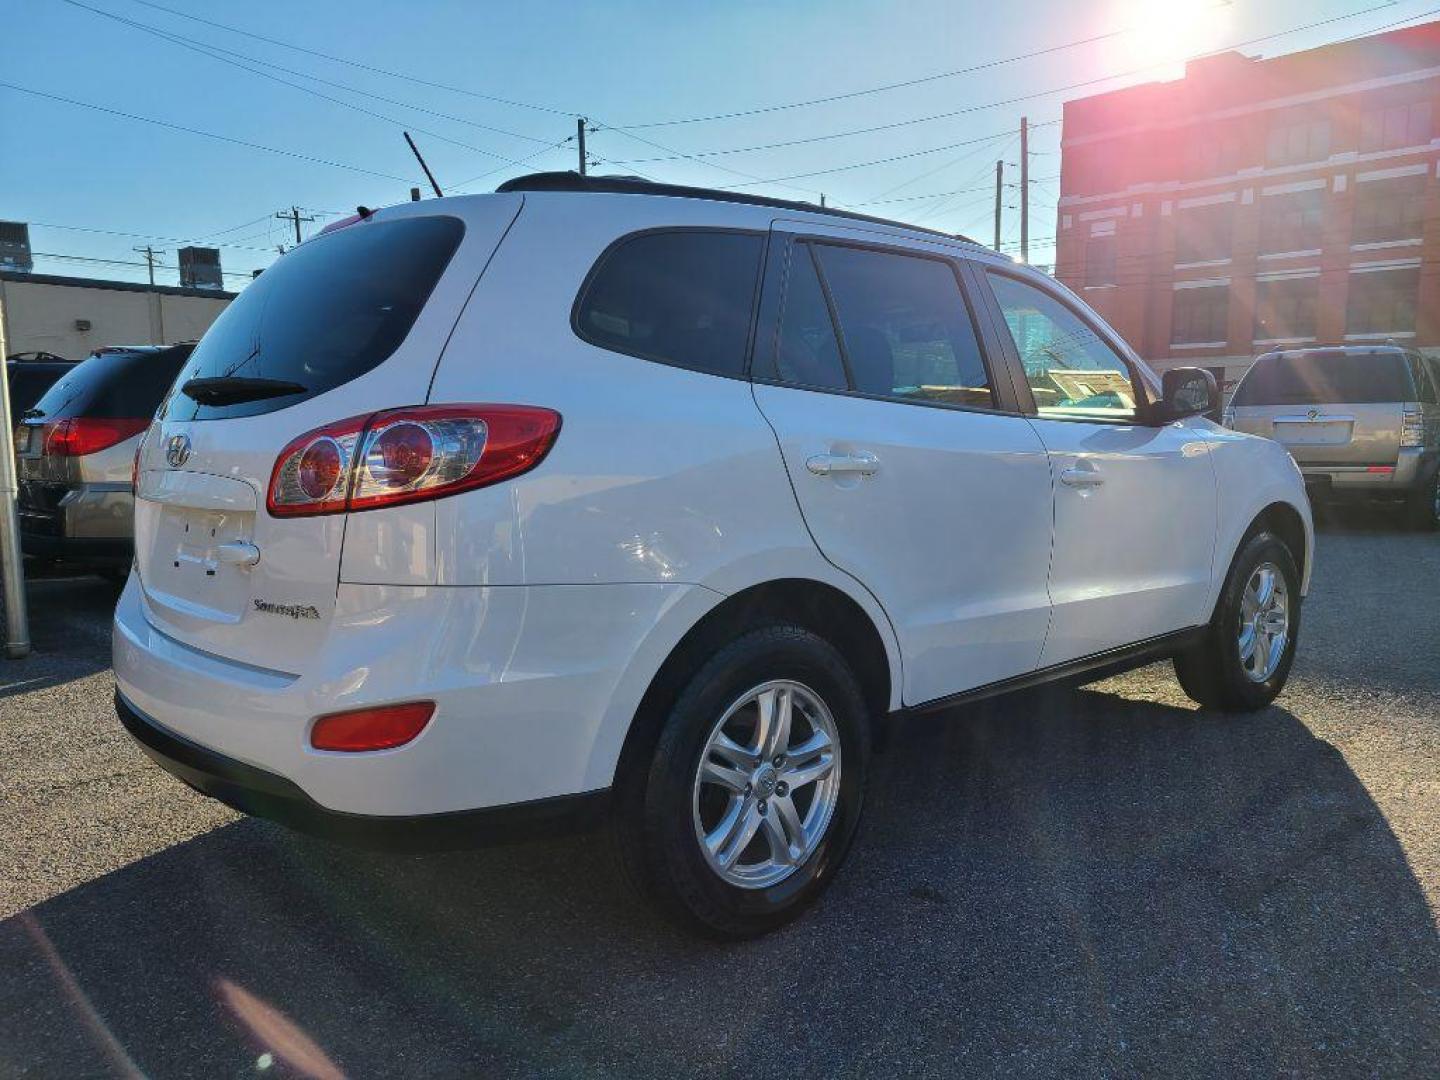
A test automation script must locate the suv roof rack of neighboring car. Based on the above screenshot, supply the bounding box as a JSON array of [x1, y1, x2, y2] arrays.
[[495, 171, 986, 247]]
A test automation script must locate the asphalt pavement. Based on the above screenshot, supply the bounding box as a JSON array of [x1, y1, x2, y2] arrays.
[[1, 513, 1437, 1078]]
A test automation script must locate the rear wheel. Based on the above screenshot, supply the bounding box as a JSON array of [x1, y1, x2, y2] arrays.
[[1404, 466, 1440, 531], [615, 624, 870, 939], [1174, 530, 1301, 712]]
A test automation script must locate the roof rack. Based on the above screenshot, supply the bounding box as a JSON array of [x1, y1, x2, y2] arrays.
[[495, 172, 983, 246]]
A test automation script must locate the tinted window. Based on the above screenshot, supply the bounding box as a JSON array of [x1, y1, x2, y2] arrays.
[[576, 230, 763, 377], [27, 346, 192, 421], [1232, 352, 1416, 406], [774, 245, 847, 390], [7, 364, 72, 417], [811, 244, 994, 409], [987, 273, 1139, 419], [165, 215, 465, 421]]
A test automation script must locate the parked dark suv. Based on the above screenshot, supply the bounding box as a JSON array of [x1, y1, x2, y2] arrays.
[[15, 343, 193, 572]]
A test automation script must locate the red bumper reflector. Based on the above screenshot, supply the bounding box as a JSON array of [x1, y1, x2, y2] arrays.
[[1366, 466, 1395, 474], [310, 701, 435, 752]]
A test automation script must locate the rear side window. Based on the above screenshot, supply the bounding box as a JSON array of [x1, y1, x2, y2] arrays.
[[574, 230, 764, 378], [27, 347, 191, 421], [165, 215, 465, 421], [1232, 352, 1416, 405], [809, 243, 995, 409]]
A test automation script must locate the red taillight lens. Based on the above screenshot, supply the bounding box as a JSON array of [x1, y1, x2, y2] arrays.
[[43, 417, 149, 457], [267, 405, 560, 518], [310, 701, 435, 752]]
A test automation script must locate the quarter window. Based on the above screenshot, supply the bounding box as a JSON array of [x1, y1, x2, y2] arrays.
[[774, 245, 847, 390], [574, 230, 764, 377], [987, 273, 1140, 420], [803, 244, 996, 410]]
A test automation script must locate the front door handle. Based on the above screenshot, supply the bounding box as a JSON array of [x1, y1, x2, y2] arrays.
[[1059, 464, 1105, 489], [806, 450, 880, 477]]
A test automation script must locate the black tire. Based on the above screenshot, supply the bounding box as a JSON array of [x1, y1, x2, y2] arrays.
[[1404, 465, 1440, 532], [1174, 530, 1302, 712], [614, 623, 871, 939]]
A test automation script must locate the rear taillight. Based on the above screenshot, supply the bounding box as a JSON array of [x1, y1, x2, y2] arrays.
[[42, 417, 149, 457], [1400, 408, 1424, 448], [267, 405, 560, 518], [310, 701, 435, 752]]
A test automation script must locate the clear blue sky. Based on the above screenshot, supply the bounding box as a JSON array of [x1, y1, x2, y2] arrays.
[[2, 0, 1434, 289]]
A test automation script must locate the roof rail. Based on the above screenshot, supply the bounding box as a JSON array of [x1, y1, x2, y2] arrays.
[[495, 171, 984, 246]]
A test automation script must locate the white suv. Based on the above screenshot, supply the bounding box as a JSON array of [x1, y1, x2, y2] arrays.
[[115, 174, 1313, 938]]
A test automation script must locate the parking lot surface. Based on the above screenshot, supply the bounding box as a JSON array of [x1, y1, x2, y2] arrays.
[[1, 518, 1437, 1078]]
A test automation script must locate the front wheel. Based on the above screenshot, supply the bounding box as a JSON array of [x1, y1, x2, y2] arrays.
[[615, 624, 870, 939], [1174, 530, 1302, 712]]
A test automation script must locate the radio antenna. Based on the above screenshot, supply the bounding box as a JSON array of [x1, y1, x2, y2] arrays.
[[403, 132, 444, 198]]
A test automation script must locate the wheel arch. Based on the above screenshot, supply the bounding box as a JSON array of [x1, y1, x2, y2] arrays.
[[608, 577, 897, 798]]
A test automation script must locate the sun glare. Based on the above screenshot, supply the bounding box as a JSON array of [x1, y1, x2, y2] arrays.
[[1119, 0, 1231, 73]]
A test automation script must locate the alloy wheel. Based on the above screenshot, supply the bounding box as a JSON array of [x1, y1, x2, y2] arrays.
[[1237, 561, 1289, 683]]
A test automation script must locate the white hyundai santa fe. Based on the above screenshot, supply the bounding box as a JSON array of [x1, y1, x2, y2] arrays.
[[115, 173, 1312, 938]]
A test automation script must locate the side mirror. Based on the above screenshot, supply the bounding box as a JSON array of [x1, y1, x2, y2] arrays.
[[1155, 366, 1220, 423]]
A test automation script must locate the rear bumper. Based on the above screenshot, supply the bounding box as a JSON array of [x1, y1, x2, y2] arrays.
[[1299, 449, 1434, 499], [116, 691, 609, 850], [19, 481, 133, 563], [113, 573, 712, 818]]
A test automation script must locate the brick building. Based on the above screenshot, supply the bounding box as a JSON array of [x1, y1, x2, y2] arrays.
[[1055, 21, 1440, 390]]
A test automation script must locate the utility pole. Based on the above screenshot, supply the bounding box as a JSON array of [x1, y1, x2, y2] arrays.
[[820, 193, 827, 208], [276, 206, 315, 247], [133, 245, 163, 287], [0, 305, 31, 658], [994, 160, 1004, 252], [577, 117, 588, 176], [1019, 116, 1030, 264]]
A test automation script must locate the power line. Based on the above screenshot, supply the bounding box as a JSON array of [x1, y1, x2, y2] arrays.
[[60, 0, 563, 170], [0, 80, 418, 183], [612, 2, 1237, 129], [605, 1, 1402, 168], [31, 250, 256, 280], [122, 0, 579, 118]]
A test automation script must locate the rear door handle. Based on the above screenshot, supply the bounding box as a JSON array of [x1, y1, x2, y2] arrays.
[[1059, 464, 1105, 488], [806, 450, 880, 477]]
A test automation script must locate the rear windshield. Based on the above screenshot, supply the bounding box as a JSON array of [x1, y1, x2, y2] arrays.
[[1232, 351, 1416, 406], [7, 364, 73, 417], [24, 346, 191, 421], [163, 215, 465, 421]]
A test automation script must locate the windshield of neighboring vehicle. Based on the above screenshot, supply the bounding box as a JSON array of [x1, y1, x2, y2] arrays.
[[1232, 351, 1416, 406], [24, 346, 192, 421], [163, 215, 465, 421]]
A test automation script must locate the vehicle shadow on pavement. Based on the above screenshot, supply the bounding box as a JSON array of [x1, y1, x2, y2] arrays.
[[0, 576, 118, 700], [2, 688, 1436, 1077]]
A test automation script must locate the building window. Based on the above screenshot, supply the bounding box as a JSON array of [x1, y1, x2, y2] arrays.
[[1352, 174, 1427, 245], [1084, 235, 1116, 287], [1359, 100, 1431, 153], [1174, 203, 1233, 264], [1346, 266, 1419, 335], [1172, 287, 1229, 345], [1184, 129, 1244, 180], [1253, 277, 1319, 341], [1266, 110, 1331, 166], [1258, 188, 1325, 255]]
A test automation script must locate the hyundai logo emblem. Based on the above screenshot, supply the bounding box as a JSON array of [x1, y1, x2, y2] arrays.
[[165, 433, 192, 468], [1307, 409, 1319, 421]]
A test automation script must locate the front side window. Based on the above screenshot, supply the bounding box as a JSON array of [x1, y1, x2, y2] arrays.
[[1253, 277, 1319, 341], [800, 243, 995, 410], [575, 230, 764, 378], [1346, 267, 1419, 335], [987, 273, 1140, 420]]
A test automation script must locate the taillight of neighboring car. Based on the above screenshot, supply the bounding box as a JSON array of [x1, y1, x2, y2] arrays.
[[42, 417, 150, 457], [266, 405, 561, 518]]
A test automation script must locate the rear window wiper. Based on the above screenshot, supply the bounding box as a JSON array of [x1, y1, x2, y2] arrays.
[[180, 376, 308, 406]]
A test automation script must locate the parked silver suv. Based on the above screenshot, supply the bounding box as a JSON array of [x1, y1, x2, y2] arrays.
[[1225, 345, 1440, 529]]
